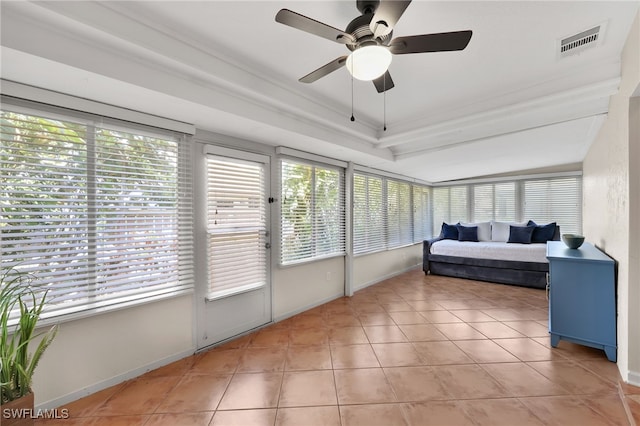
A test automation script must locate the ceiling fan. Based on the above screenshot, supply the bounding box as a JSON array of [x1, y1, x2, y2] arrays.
[[275, 0, 472, 93]]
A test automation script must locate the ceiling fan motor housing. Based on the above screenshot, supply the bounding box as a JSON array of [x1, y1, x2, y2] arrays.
[[345, 11, 393, 51]]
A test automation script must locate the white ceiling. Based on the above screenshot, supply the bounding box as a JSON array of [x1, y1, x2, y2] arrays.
[[1, 1, 639, 182]]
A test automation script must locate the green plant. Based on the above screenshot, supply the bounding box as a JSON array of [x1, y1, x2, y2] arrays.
[[0, 267, 57, 404]]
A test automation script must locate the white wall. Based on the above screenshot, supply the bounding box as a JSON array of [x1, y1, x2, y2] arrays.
[[582, 10, 640, 385], [353, 245, 423, 291], [272, 257, 345, 320], [33, 294, 194, 408]]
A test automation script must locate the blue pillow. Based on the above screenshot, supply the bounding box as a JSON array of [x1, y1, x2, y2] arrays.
[[457, 225, 478, 242], [441, 222, 459, 240], [508, 225, 535, 244], [527, 220, 557, 243]]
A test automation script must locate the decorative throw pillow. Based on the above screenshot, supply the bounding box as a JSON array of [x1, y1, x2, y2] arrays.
[[457, 224, 479, 242], [491, 221, 526, 242], [461, 221, 491, 241], [527, 220, 557, 243], [508, 225, 535, 244], [441, 222, 459, 240]]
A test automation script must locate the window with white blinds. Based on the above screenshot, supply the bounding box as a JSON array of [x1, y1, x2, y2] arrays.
[[280, 159, 345, 264], [205, 156, 267, 299], [1, 107, 193, 322], [353, 172, 431, 254], [432, 175, 582, 237], [524, 177, 582, 234], [353, 174, 385, 254], [413, 185, 431, 243], [472, 182, 516, 222], [387, 179, 412, 248]]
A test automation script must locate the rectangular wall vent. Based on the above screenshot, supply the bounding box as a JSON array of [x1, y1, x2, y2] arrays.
[[558, 23, 606, 59]]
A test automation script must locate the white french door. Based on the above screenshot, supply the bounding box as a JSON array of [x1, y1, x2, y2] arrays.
[[196, 144, 271, 349]]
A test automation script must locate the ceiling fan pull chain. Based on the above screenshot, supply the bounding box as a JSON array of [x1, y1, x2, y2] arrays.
[[383, 77, 387, 131], [350, 64, 355, 122]]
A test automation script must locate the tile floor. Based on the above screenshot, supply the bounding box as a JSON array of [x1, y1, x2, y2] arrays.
[[37, 270, 640, 425]]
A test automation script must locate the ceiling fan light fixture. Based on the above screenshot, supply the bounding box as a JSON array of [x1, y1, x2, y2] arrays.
[[346, 45, 392, 81]]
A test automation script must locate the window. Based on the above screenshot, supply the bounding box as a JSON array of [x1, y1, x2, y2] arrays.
[[353, 174, 385, 254], [524, 177, 582, 234], [205, 155, 267, 299], [412, 185, 431, 243], [353, 171, 431, 254], [472, 182, 516, 222], [432, 175, 582, 237], [280, 159, 345, 264], [1, 107, 193, 321], [387, 179, 412, 248]]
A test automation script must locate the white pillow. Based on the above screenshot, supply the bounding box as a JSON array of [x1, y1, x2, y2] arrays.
[[491, 221, 527, 242], [460, 221, 491, 241]]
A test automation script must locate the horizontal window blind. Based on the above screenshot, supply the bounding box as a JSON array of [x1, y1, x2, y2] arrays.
[[524, 177, 582, 234], [1, 107, 193, 321], [432, 176, 582, 237], [206, 156, 266, 299], [280, 159, 345, 264], [353, 173, 385, 254], [413, 185, 431, 243], [387, 179, 412, 248]]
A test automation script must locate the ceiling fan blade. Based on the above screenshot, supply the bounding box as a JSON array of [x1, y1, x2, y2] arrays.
[[372, 71, 395, 93], [389, 30, 472, 54], [370, 0, 412, 38], [299, 56, 348, 83], [276, 9, 356, 44]]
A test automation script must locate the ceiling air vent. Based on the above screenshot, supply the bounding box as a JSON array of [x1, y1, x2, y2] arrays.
[[558, 23, 605, 58]]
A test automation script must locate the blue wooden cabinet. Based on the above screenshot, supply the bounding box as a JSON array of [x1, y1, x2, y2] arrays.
[[546, 241, 617, 362]]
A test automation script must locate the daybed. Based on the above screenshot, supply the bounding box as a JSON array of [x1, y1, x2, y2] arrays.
[[423, 221, 560, 289]]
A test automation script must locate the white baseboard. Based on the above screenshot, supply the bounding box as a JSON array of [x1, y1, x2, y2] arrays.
[[353, 264, 421, 293], [36, 348, 195, 410], [628, 369, 640, 387]]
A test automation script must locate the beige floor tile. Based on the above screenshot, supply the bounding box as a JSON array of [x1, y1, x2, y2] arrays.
[[582, 393, 632, 426], [217, 373, 282, 410], [330, 344, 380, 369], [412, 341, 474, 365], [278, 370, 337, 407], [285, 345, 332, 370], [363, 325, 408, 343], [384, 366, 450, 401], [61, 383, 127, 418], [236, 347, 287, 373], [469, 321, 526, 338], [434, 323, 487, 340], [340, 403, 408, 426], [249, 328, 290, 347], [288, 314, 326, 329], [453, 339, 520, 363], [381, 301, 414, 312], [527, 361, 616, 394], [325, 313, 362, 327], [388, 311, 429, 325], [405, 300, 445, 311], [144, 412, 214, 426], [154, 373, 231, 412], [450, 309, 497, 322], [432, 364, 507, 399], [288, 327, 329, 346], [357, 312, 397, 325], [401, 401, 474, 426], [419, 310, 464, 323], [458, 398, 544, 426], [275, 406, 340, 426], [191, 348, 242, 374], [502, 320, 550, 337], [481, 363, 569, 397], [372, 342, 424, 367], [519, 396, 615, 426], [334, 368, 397, 404], [494, 337, 563, 362], [93, 376, 180, 416], [328, 326, 369, 345], [398, 324, 448, 342], [211, 409, 277, 426], [143, 357, 195, 378]]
